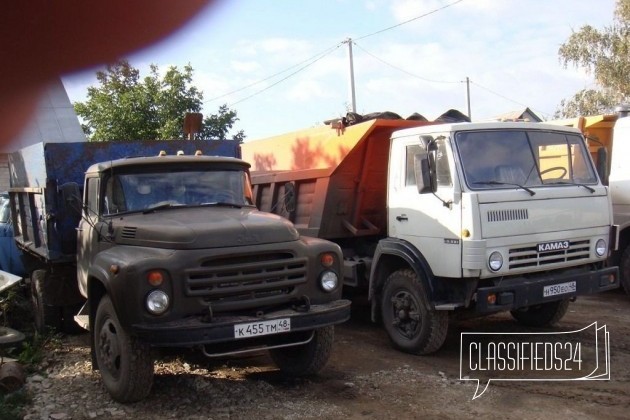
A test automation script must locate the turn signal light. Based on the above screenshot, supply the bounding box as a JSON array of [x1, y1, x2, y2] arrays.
[[320, 253, 335, 267], [487, 293, 497, 305], [147, 271, 164, 286]]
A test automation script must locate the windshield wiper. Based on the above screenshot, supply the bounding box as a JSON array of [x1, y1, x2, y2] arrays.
[[472, 180, 536, 196], [142, 202, 184, 214], [544, 181, 596, 193], [199, 202, 244, 209]]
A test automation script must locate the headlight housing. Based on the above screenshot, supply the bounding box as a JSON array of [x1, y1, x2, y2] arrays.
[[146, 290, 170, 315], [319, 270, 339, 292], [488, 251, 503, 272], [595, 239, 607, 257]]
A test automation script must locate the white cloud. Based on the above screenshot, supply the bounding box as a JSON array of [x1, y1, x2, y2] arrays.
[[230, 60, 261, 73]]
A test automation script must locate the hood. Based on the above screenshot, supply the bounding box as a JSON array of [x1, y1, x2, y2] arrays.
[[110, 206, 299, 249], [478, 189, 611, 238]]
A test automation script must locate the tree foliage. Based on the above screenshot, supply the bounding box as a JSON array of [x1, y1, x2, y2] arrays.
[[74, 60, 244, 141], [556, 0, 630, 117]]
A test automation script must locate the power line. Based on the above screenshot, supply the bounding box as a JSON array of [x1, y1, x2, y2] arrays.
[[352, 41, 461, 84], [470, 80, 554, 118], [227, 43, 342, 107], [204, 42, 342, 104], [355, 0, 466, 41]]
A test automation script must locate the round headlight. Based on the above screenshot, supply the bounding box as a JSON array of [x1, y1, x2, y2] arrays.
[[146, 290, 170, 315], [488, 251, 503, 272], [319, 271, 339, 292], [595, 239, 607, 257]]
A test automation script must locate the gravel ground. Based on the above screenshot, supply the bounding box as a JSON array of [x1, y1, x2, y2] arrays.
[[18, 291, 630, 419]]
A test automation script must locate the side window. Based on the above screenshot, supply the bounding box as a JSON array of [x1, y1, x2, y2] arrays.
[[405, 144, 425, 186], [405, 136, 451, 187], [85, 177, 99, 217], [435, 137, 452, 187]]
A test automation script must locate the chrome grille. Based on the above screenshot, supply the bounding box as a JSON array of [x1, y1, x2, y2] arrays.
[[184, 253, 308, 302], [508, 239, 590, 269]]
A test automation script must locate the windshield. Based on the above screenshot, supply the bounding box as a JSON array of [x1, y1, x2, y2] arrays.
[[455, 129, 598, 190], [103, 169, 254, 214]]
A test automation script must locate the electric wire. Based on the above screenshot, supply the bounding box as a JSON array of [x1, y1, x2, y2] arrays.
[[352, 41, 460, 84], [355, 0, 466, 41], [470, 80, 553, 118], [204, 42, 342, 104], [208, 1, 465, 107], [226, 43, 342, 107]]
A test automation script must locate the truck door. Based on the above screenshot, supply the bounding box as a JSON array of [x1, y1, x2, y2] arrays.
[[388, 134, 462, 278], [76, 176, 101, 296]]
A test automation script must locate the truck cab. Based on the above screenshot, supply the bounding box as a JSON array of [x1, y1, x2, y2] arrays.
[[386, 121, 617, 311]]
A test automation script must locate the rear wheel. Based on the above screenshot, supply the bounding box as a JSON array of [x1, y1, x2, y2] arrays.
[[510, 299, 570, 327], [380, 269, 448, 355], [30, 269, 62, 333], [94, 295, 154, 403], [269, 326, 334, 376]]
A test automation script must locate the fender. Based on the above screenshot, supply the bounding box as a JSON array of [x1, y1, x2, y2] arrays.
[[368, 237, 437, 320], [85, 245, 176, 329]]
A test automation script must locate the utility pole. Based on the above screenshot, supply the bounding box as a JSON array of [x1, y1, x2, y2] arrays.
[[344, 38, 357, 113], [465, 76, 471, 120]]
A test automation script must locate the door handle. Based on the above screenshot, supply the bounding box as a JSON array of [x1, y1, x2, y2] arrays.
[[396, 215, 408, 221]]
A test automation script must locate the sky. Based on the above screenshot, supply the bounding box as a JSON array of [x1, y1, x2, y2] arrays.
[[62, 0, 619, 141]]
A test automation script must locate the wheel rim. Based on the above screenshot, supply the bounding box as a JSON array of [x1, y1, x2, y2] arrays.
[[389, 290, 421, 339], [98, 318, 122, 379]]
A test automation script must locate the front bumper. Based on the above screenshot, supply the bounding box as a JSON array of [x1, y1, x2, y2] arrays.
[[475, 266, 618, 313], [132, 299, 351, 347]]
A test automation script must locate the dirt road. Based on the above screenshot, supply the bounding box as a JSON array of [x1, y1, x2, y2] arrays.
[[23, 291, 630, 419]]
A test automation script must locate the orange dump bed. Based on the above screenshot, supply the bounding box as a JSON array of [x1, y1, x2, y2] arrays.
[[242, 119, 435, 240]]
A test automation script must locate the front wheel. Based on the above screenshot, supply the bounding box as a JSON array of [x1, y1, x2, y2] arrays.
[[380, 269, 448, 355], [510, 299, 570, 327], [94, 295, 154, 403], [269, 326, 334, 376], [619, 245, 630, 295]]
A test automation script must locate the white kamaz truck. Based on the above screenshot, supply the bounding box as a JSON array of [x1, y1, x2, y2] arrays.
[[242, 114, 620, 355]]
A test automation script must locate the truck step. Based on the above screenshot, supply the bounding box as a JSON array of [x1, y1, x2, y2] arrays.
[[73, 302, 90, 331]]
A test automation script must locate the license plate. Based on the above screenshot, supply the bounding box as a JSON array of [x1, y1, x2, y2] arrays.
[[537, 240, 570, 252], [543, 281, 576, 297], [234, 318, 291, 339]]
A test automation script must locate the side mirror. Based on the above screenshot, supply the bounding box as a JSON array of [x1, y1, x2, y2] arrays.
[[413, 152, 437, 194]]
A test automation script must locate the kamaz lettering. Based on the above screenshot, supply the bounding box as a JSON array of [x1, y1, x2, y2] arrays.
[[537, 241, 570, 252]]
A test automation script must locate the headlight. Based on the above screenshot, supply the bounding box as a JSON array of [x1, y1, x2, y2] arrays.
[[595, 239, 607, 257], [146, 290, 170, 315], [488, 251, 503, 272], [319, 271, 339, 292]]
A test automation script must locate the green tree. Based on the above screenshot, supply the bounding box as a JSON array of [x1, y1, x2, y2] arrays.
[[556, 0, 630, 117], [200, 105, 245, 143], [74, 60, 244, 141]]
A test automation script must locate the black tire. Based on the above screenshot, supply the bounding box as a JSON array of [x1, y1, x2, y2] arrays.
[[510, 299, 570, 327], [94, 295, 154, 403], [269, 326, 334, 376], [380, 269, 448, 355], [619, 245, 630, 295], [30, 269, 62, 333]]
